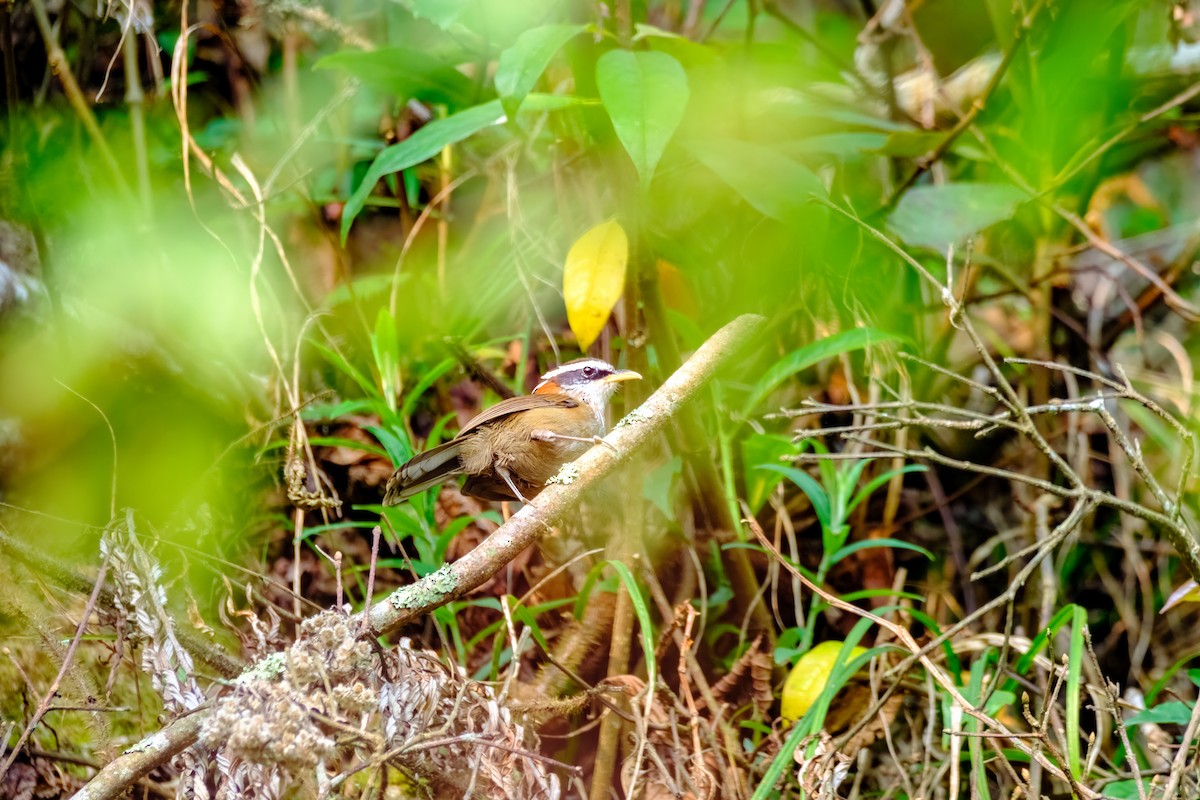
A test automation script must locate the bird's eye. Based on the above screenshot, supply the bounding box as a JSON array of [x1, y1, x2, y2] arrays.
[[582, 366, 596, 378]]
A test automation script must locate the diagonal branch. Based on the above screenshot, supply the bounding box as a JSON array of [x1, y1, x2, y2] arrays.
[[365, 313, 765, 636]]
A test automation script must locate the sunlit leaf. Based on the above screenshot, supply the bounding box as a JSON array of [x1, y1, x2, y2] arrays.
[[687, 138, 825, 222], [371, 308, 401, 412], [315, 48, 474, 107], [341, 95, 583, 240], [642, 455, 681, 517], [495, 24, 587, 116], [595, 50, 689, 191], [780, 640, 866, 722], [406, 0, 470, 30], [342, 101, 505, 241], [888, 182, 1026, 252], [563, 220, 628, 350]]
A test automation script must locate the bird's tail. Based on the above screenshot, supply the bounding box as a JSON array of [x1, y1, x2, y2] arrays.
[[383, 440, 464, 505]]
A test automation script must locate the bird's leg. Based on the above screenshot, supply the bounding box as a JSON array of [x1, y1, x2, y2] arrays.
[[530, 429, 617, 454], [494, 463, 532, 504]]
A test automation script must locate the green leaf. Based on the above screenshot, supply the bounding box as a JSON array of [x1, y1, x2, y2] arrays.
[[848, 464, 928, 515], [687, 138, 825, 222], [829, 537, 935, 564], [758, 465, 830, 532], [606, 560, 658, 700], [406, 0, 470, 30], [642, 455, 682, 517], [342, 101, 506, 241], [495, 24, 587, 116], [1101, 780, 1156, 800], [743, 328, 900, 415], [1067, 606, 1085, 778], [313, 342, 377, 400], [1124, 701, 1194, 727], [595, 49, 689, 191], [888, 182, 1026, 252], [341, 95, 583, 240], [371, 308, 401, 413], [742, 432, 795, 513], [315, 48, 474, 108]]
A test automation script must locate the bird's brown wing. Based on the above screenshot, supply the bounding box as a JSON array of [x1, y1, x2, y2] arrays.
[[455, 393, 579, 438]]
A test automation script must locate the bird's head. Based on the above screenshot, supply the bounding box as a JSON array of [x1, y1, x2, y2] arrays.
[[533, 358, 641, 419]]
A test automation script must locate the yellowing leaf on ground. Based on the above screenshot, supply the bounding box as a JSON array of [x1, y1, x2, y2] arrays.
[[563, 220, 628, 350], [781, 640, 867, 723]]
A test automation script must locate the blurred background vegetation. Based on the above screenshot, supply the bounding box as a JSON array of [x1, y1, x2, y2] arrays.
[[2, 0, 1200, 796]]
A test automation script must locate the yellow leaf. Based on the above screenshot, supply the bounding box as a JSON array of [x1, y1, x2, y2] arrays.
[[563, 220, 628, 351], [780, 640, 866, 723]]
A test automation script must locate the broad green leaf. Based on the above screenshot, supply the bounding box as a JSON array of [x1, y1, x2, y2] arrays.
[[785, 132, 888, 157], [563, 220, 628, 350], [687, 138, 825, 222], [315, 48, 474, 107], [1102, 780, 1156, 800], [495, 24, 587, 116], [1124, 701, 1194, 727], [406, 0, 470, 30], [743, 328, 900, 415], [742, 432, 794, 513], [634, 23, 719, 67], [595, 50, 689, 191], [642, 455, 681, 517], [888, 182, 1026, 252]]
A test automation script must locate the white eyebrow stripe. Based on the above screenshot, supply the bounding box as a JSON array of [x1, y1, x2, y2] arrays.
[[538, 359, 613, 382]]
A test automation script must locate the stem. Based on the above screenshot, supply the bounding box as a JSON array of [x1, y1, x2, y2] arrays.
[[28, 0, 127, 191], [122, 27, 151, 211]]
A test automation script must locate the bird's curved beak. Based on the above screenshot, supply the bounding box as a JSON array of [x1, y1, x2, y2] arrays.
[[603, 370, 642, 384]]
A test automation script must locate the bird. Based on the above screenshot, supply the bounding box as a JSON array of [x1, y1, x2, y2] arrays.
[[383, 358, 641, 505]]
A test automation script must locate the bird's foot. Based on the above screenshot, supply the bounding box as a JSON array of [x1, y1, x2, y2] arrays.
[[531, 429, 617, 453]]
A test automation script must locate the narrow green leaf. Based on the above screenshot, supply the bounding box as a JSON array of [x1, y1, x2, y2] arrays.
[[606, 560, 658, 694], [744, 328, 900, 415], [342, 101, 506, 241], [312, 342, 376, 400], [595, 49, 689, 191], [341, 95, 584, 240], [686, 138, 825, 222], [888, 182, 1026, 252], [495, 24, 587, 116], [371, 308, 401, 412], [1067, 606, 1085, 778], [829, 537, 935, 564], [848, 464, 928, 515], [400, 358, 457, 419], [758, 465, 830, 531]]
